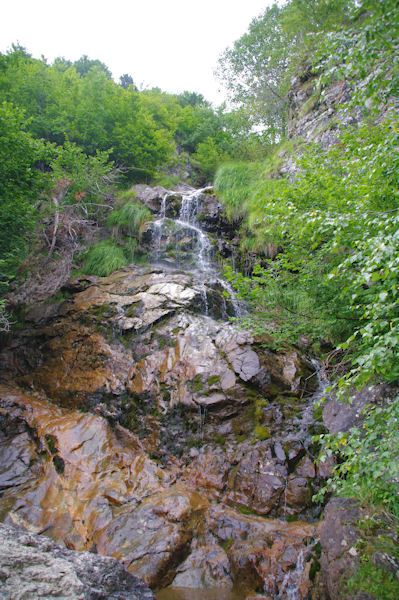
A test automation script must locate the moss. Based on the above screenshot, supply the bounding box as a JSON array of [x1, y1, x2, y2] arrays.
[[52, 455, 65, 475], [90, 303, 112, 318], [207, 375, 221, 386], [157, 335, 178, 350], [221, 538, 234, 552], [44, 434, 58, 455], [45, 290, 72, 305], [254, 397, 269, 423], [254, 425, 270, 441], [212, 433, 226, 446], [238, 505, 253, 515], [190, 374, 204, 393], [298, 85, 322, 118]]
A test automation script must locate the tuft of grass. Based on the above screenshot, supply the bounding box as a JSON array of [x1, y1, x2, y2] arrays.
[[254, 424, 270, 441], [214, 161, 262, 219], [107, 201, 152, 237], [114, 188, 137, 209], [82, 240, 128, 276]]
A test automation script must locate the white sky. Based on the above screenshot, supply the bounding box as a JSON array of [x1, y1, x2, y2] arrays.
[[1, 0, 271, 105]]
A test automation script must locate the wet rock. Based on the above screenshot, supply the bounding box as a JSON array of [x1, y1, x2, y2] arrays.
[[318, 498, 362, 600], [207, 506, 317, 599], [254, 344, 317, 397], [94, 489, 208, 588], [284, 475, 311, 510], [0, 385, 168, 550], [0, 522, 155, 599], [0, 256, 325, 599], [323, 383, 396, 435], [171, 544, 232, 589], [131, 184, 168, 213], [185, 452, 231, 498]]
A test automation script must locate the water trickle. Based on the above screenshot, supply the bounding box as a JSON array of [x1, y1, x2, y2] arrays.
[[160, 193, 167, 219], [217, 278, 244, 318], [149, 186, 244, 316], [200, 284, 209, 316], [276, 541, 317, 600], [198, 404, 207, 440]]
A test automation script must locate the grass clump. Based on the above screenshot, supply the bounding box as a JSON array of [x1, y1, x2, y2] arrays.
[[114, 188, 137, 209], [214, 160, 262, 220], [82, 239, 127, 276], [107, 201, 152, 237], [254, 424, 270, 441]]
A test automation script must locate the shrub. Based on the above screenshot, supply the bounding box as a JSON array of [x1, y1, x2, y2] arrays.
[[314, 398, 399, 517]]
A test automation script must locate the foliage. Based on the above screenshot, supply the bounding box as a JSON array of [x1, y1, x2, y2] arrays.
[[346, 521, 399, 600], [216, 0, 350, 138], [0, 101, 52, 296], [190, 138, 230, 181], [73, 55, 112, 79], [314, 399, 399, 517], [81, 240, 128, 277], [219, 115, 399, 386], [50, 140, 116, 216], [107, 201, 152, 237], [319, 0, 399, 107]]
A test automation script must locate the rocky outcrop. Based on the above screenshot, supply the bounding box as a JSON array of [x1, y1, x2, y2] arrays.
[[0, 185, 330, 599], [278, 73, 363, 179], [0, 522, 155, 600], [0, 259, 325, 598]]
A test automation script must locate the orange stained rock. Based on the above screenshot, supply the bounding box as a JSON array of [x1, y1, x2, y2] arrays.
[[0, 385, 168, 549], [20, 327, 131, 404]]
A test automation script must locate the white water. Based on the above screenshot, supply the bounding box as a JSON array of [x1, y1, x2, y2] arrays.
[[151, 186, 243, 316]]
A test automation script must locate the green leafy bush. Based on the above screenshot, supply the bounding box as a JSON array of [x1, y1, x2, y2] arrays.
[[314, 399, 399, 517]]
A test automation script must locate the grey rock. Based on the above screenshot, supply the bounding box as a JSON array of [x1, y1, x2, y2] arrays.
[[0, 522, 155, 600]]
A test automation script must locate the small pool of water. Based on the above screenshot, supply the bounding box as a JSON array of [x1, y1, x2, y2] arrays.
[[155, 587, 243, 600]]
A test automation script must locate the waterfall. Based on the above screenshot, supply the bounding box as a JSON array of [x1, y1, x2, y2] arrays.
[[150, 186, 243, 314], [177, 187, 213, 272]]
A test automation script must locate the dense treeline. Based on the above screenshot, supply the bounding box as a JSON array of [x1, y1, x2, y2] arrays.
[[214, 0, 399, 565]]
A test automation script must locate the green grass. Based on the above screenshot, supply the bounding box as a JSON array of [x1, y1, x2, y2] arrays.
[[114, 188, 137, 209], [254, 424, 270, 441], [82, 240, 128, 276], [347, 516, 399, 600], [107, 201, 152, 237]]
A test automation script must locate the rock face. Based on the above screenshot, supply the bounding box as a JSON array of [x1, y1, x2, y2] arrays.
[[0, 522, 155, 600], [279, 72, 363, 179], [0, 186, 326, 599]]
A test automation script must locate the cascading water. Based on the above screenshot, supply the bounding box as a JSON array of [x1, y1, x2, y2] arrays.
[[150, 186, 242, 315], [175, 187, 213, 272]]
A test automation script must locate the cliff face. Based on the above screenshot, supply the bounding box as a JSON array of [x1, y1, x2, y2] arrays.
[[279, 72, 363, 178]]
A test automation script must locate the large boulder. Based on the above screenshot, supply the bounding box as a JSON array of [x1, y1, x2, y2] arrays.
[[0, 522, 155, 599]]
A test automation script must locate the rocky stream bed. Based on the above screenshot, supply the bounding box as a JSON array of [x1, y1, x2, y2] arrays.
[[0, 186, 378, 599]]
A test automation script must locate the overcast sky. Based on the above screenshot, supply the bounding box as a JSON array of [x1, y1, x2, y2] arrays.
[[1, 0, 271, 105]]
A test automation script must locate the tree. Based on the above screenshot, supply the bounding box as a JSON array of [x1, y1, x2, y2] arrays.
[[73, 55, 112, 79], [119, 73, 136, 90], [216, 0, 351, 139]]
